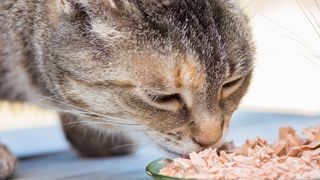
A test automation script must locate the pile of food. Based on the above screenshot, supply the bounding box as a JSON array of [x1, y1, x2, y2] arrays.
[[160, 126, 320, 179]]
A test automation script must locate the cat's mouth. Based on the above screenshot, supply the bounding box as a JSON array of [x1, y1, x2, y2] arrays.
[[153, 131, 227, 156]]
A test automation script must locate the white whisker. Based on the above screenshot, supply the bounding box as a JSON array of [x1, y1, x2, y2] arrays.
[[315, 0, 320, 12], [297, 0, 320, 41], [297, 54, 320, 69], [30, 90, 76, 104], [108, 139, 164, 151], [33, 98, 136, 123], [261, 13, 320, 60]]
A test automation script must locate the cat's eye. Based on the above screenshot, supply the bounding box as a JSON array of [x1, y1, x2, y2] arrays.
[[148, 93, 181, 103], [221, 77, 244, 98], [222, 77, 243, 89], [144, 91, 182, 112]]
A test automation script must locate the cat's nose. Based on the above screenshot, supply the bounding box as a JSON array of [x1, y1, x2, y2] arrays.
[[191, 121, 223, 147]]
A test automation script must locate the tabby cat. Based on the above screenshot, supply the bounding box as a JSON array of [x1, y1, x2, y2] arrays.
[[0, 0, 254, 178]]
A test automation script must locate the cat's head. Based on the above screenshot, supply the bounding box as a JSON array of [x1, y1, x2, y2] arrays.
[[43, 0, 254, 155]]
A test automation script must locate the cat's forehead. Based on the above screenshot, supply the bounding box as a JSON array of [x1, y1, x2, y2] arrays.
[[132, 0, 254, 81], [128, 50, 205, 91], [91, 0, 254, 88]]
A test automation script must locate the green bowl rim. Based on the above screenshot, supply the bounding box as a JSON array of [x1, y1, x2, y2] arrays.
[[146, 158, 182, 180]]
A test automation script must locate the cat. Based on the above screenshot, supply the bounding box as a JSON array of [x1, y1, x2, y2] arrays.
[[0, 0, 254, 178]]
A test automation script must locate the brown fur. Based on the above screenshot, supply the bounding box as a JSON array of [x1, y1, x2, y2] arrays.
[[61, 113, 135, 157], [0, 0, 255, 178], [0, 144, 16, 179]]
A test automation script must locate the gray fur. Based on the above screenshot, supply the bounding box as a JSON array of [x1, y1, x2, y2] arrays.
[[0, 0, 254, 178]]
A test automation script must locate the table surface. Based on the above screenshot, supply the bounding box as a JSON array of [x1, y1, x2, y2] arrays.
[[2, 111, 320, 180]]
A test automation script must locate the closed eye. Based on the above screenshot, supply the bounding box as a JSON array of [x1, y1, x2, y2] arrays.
[[147, 93, 181, 103], [221, 77, 244, 98], [143, 91, 183, 112], [222, 77, 243, 89]]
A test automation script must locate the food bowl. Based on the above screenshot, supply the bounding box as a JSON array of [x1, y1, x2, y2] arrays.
[[146, 158, 320, 180], [146, 158, 181, 180]]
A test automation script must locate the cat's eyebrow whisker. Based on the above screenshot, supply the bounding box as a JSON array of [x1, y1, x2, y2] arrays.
[[263, 21, 320, 60], [306, 1, 320, 37], [285, 33, 320, 60], [297, 0, 320, 41], [315, 0, 320, 12], [260, 13, 320, 60], [260, 14, 307, 44], [298, 54, 320, 69]]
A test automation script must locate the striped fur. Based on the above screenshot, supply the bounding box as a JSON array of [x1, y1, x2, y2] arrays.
[[0, 0, 254, 178]]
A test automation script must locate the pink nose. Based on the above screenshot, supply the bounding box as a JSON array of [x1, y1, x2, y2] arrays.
[[192, 122, 223, 147]]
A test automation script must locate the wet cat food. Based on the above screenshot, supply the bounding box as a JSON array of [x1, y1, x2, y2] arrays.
[[160, 126, 320, 179]]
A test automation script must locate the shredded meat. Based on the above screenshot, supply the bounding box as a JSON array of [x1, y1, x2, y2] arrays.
[[160, 126, 320, 180]]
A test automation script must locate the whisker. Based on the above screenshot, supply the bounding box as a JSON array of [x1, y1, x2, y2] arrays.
[[29, 87, 158, 132], [62, 117, 140, 127], [34, 98, 136, 124], [260, 16, 320, 59], [108, 139, 164, 151], [34, 102, 139, 126], [61, 118, 145, 130], [315, 0, 320, 12], [275, 30, 320, 59], [297, 54, 320, 69], [30, 90, 76, 104], [296, 0, 320, 41], [62, 121, 141, 129], [260, 14, 307, 43], [302, 0, 320, 35]]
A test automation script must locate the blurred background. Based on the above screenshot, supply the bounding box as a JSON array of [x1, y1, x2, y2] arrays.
[[242, 0, 320, 115], [1, 0, 320, 132]]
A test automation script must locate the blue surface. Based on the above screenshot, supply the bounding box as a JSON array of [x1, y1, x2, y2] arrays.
[[1, 111, 320, 179], [0, 126, 69, 158]]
